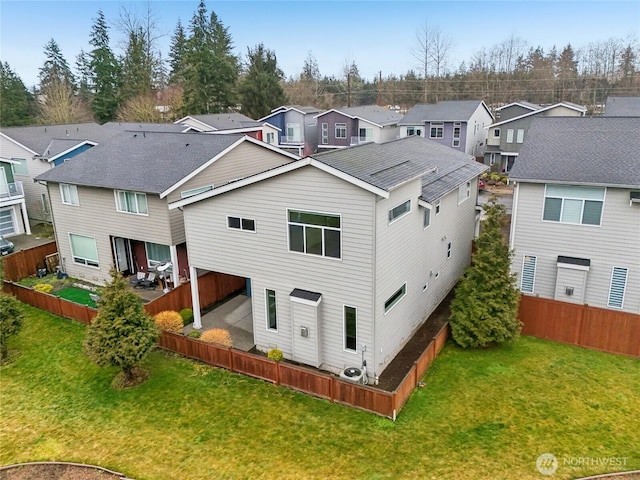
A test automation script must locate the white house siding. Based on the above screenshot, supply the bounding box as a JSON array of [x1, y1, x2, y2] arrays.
[[466, 105, 493, 156], [544, 105, 584, 117], [182, 166, 376, 374], [0, 135, 51, 222], [373, 178, 478, 373], [377, 125, 401, 143], [48, 184, 174, 284], [511, 182, 640, 313]]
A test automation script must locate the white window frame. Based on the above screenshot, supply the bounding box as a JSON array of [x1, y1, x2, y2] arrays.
[[287, 209, 342, 260], [227, 215, 256, 233], [384, 283, 407, 315], [335, 123, 347, 139], [520, 254, 537, 294], [423, 206, 431, 229], [69, 233, 99, 268], [506, 129, 514, 143], [286, 123, 301, 142], [145, 241, 171, 268], [388, 199, 411, 224], [452, 122, 461, 148], [516, 128, 524, 143], [542, 184, 605, 226], [321, 123, 328, 144], [11, 158, 28, 176], [115, 190, 148, 216], [180, 185, 213, 199], [407, 126, 423, 137], [435, 199, 441, 215], [343, 305, 357, 353], [607, 266, 628, 309], [265, 132, 275, 144], [429, 122, 444, 139], [458, 182, 471, 204], [493, 129, 500, 138], [41, 193, 50, 215], [489, 153, 496, 166], [265, 288, 278, 331], [60, 183, 79, 206]]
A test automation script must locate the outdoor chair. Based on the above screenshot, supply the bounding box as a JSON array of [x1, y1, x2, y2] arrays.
[[129, 272, 146, 288], [139, 272, 157, 289]]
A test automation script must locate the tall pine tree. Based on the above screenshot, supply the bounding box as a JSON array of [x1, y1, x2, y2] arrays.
[[449, 198, 521, 348], [0, 62, 34, 126], [38, 38, 75, 92], [238, 43, 286, 119], [168, 18, 188, 86]]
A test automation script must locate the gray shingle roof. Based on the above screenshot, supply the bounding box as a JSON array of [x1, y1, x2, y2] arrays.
[[41, 138, 92, 159], [509, 117, 640, 186], [400, 100, 489, 125], [321, 105, 403, 127], [313, 136, 485, 194], [35, 132, 243, 193], [496, 101, 541, 111], [188, 113, 261, 130], [421, 153, 488, 202], [603, 96, 640, 117]]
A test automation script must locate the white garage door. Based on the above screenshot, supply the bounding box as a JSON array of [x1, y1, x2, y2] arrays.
[[0, 208, 15, 236]]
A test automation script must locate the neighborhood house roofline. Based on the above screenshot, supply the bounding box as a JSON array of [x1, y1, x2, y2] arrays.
[[169, 158, 390, 210], [173, 116, 219, 131], [258, 106, 310, 121], [486, 102, 587, 129], [398, 100, 493, 125], [160, 135, 300, 199], [43, 140, 98, 163], [495, 101, 540, 111], [0, 132, 39, 156], [312, 109, 387, 128], [510, 178, 640, 189]]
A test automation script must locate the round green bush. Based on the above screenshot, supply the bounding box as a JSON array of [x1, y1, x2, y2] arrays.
[[179, 308, 194, 326], [267, 348, 283, 362], [187, 331, 201, 339]]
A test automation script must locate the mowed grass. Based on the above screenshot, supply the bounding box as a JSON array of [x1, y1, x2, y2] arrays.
[[1, 305, 639, 480], [54, 287, 97, 308]]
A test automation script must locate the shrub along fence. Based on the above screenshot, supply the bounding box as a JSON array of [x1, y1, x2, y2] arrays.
[[519, 295, 640, 358], [2, 241, 57, 282]]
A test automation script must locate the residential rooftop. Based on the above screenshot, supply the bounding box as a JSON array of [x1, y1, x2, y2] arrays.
[[317, 105, 404, 127], [400, 100, 491, 125], [178, 113, 262, 130], [603, 96, 640, 117]]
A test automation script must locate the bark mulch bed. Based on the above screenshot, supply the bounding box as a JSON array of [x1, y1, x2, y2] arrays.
[[0, 463, 129, 480]]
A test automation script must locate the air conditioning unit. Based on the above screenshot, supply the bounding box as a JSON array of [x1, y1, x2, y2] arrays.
[[340, 367, 364, 384]]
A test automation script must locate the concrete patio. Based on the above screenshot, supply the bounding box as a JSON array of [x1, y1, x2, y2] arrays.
[[184, 294, 254, 352]]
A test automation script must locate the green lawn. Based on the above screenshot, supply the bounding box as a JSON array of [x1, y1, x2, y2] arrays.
[[54, 287, 97, 308], [1, 305, 639, 480]]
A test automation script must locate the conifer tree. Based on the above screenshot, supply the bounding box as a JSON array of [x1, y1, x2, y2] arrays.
[[238, 43, 286, 119], [0, 62, 34, 126], [449, 199, 521, 348], [84, 270, 159, 386], [39, 38, 75, 92], [168, 18, 188, 86]]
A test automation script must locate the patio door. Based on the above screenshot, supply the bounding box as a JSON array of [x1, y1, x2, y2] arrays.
[[112, 237, 132, 275], [0, 168, 8, 196]]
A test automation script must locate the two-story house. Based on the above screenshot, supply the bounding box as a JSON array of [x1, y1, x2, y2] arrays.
[[484, 101, 587, 172], [314, 105, 403, 150], [399, 100, 494, 157], [509, 117, 640, 314], [170, 136, 487, 380], [35, 132, 298, 287], [603, 96, 640, 116], [258, 105, 321, 156], [0, 157, 30, 237], [174, 113, 280, 145]]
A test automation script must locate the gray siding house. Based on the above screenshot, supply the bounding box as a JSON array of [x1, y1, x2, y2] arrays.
[[172, 136, 487, 381], [258, 105, 321, 156], [484, 101, 586, 172], [510, 117, 640, 314], [35, 132, 298, 286]]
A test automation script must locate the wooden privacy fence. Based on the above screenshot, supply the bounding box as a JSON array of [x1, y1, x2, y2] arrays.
[[2, 241, 57, 282], [519, 295, 640, 357], [158, 323, 450, 419]]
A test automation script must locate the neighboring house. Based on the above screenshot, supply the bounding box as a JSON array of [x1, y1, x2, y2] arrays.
[[174, 113, 280, 145], [314, 105, 403, 150], [258, 105, 321, 156], [399, 100, 494, 157], [0, 122, 185, 223], [170, 136, 487, 380], [0, 157, 30, 237], [35, 132, 299, 286], [484, 101, 587, 172], [509, 117, 640, 314], [602, 96, 640, 116]]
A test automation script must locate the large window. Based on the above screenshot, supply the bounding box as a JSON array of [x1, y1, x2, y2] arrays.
[[384, 284, 407, 314], [430, 122, 444, 138], [286, 123, 301, 142], [335, 123, 347, 139], [516, 128, 524, 143], [11, 158, 28, 175], [344, 306, 357, 351], [116, 190, 148, 215], [359, 127, 373, 142], [70, 233, 99, 267], [520, 255, 537, 293], [506, 129, 514, 143], [288, 210, 341, 259], [407, 126, 422, 136], [607, 267, 628, 309], [452, 123, 461, 147], [266, 289, 277, 330], [321, 123, 328, 144], [60, 184, 79, 205], [543, 185, 605, 226], [388, 200, 411, 224], [423, 207, 431, 228], [145, 242, 170, 267], [227, 216, 256, 232]]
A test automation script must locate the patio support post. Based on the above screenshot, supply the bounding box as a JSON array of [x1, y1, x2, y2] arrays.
[[190, 266, 202, 329], [169, 245, 179, 287], [21, 202, 31, 235]]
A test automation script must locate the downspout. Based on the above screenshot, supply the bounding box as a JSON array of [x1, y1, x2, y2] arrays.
[[509, 181, 519, 251]]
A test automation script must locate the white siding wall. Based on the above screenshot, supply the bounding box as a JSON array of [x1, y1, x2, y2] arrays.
[[511, 182, 640, 313], [183, 166, 376, 374], [0, 135, 51, 222], [48, 184, 174, 284], [466, 105, 493, 156], [373, 178, 478, 373], [377, 125, 401, 143]]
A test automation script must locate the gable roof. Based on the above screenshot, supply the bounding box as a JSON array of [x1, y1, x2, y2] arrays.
[[509, 117, 640, 187], [603, 96, 640, 117], [315, 105, 403, 127], [259, 105, 321, 121], [35, 132, 245, 193], [489, 102, 587, 128], [175, 113, 262, 131], [400, 100, 492, 125], [496, 101, 541, 112]]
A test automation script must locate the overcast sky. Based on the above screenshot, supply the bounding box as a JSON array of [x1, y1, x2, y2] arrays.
[[1, 0, 639, 89]]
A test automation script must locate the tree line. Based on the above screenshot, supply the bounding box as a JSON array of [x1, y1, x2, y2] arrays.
[[1, 1, 638, 127]]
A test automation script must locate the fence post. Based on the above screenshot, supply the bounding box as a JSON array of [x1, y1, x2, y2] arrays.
[[577, 303, 587, 345]]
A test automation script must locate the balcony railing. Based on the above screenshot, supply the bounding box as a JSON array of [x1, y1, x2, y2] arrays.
[[281, 135, 302, 144], [0, 181, 24, 201], [350, 136, 373, 146]]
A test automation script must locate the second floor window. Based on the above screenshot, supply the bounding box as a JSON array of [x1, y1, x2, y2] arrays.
[[116, 190, 148, 215], [335, 123, 347, 139], [288, 209, 341, 259], [543, 185, 605, 226], [430, 122, 444, 138], [60, 184, 79, 205]]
